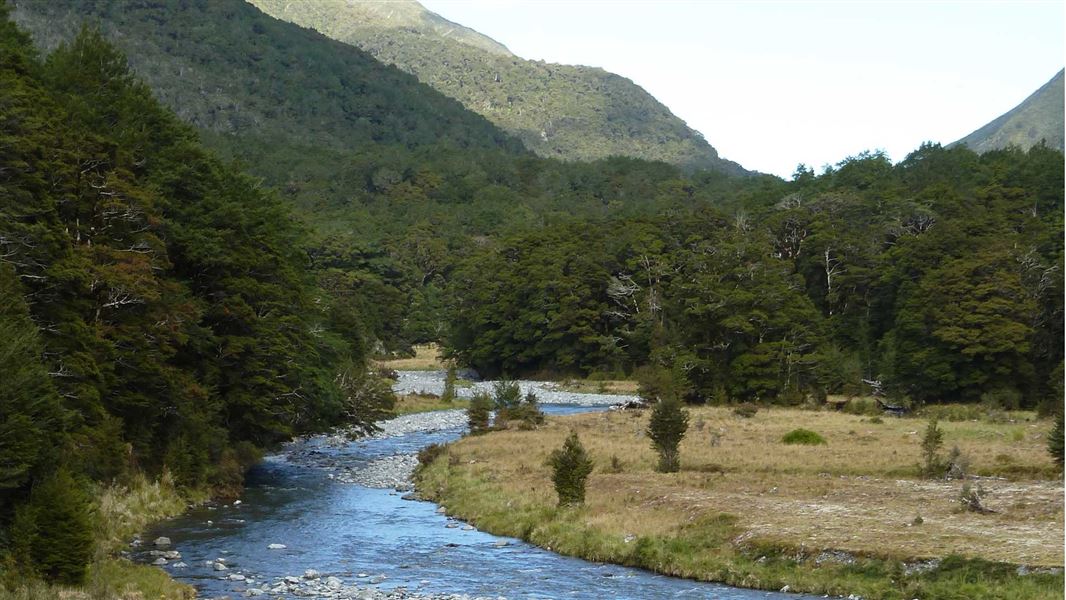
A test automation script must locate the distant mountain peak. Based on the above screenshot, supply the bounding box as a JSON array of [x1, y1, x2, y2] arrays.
[[953, 69, 1064, 153]]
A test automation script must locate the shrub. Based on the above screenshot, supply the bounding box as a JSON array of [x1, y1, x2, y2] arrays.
[[920, 418, 945, 478], [980, 387, 1022, 411], [491, 380, 522, 426], [509, 390, 545, 429], [733, 403, 758, 418], [781, 428, 826, 445], [441, 365, 457, 403], [1049, 411, 1064, 470], [467, 392, 492, 435], [647, 398, 689, 473], [417, 443, 447, 467], [547, 431, 594, 506]]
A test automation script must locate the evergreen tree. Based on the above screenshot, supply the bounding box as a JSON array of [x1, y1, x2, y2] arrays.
[[467, 392, 492, 435], [1050, 410, 1064, 471], [547, 431, 594, 506], [647, 398, 689, 473]]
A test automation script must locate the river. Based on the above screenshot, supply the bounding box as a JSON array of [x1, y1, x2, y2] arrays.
[[138, 372, 818, 599]]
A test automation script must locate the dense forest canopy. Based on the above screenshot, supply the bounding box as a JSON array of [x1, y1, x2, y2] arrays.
[[0, 12, 392, 583], [446, 146, 1064, 411]]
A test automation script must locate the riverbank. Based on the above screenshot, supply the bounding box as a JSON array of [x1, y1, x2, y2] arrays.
[[415, 406, 1064, 600]]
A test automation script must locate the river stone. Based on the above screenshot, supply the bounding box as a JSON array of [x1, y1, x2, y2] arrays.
[[213, 562, 228, 571], [303, 569, 320, 579], [369, 575, 386, 584], [267, 543, 286, 550], [152, 557, 167, 565], [493, 540, 509, 548], [325, 576, 342, 589], [153, 536, 171, 547], [228, 573, 245, 581], [244, 589, 263, 597]]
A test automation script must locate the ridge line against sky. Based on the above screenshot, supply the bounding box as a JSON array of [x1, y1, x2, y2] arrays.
[[419, 0, 1065, 177]]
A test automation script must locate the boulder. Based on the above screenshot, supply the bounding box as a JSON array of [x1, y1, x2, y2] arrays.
[[153, 536, 171, 547]]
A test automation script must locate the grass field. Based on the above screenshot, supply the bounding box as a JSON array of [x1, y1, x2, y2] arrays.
[[394, 392, 470, 415], [416, 406, 1064, 599]]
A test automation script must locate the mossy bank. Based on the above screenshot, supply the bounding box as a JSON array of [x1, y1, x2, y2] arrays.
[[415, 407, 1064, 600]]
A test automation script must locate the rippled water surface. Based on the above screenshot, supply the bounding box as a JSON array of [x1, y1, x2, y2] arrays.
[[142, 377, 816, 600]]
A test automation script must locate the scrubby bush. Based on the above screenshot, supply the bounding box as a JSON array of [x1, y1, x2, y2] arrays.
[[920, 418, 945, 478], [957, 482, 990, 513], [648, 398, 689, 473], [781, 428, 826, 445], [733, 403, 758, 418], [467, 392, 492, 435], [547, 431, 594, 506], [417, 443, 447, 467], [945, 445, 970, 479], [508, 391, 546, 429]]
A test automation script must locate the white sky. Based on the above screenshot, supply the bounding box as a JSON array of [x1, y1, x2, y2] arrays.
[[419, 0, 1065, 177]]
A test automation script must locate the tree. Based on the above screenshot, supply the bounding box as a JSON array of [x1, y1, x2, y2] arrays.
[[547, 431, 594, 506], [920, 418, 945, 478], [467, 392, 492, 435], [1050, 410, 1064, 471], [21, 469, 94, 584], [441, 364, 457, 403], [647, 398, 689, 473]]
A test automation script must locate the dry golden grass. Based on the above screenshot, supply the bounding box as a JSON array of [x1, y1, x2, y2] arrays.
[[378, 344, 445, 371], [440, 407, 1063, 567], [554, 379, 640, 395]]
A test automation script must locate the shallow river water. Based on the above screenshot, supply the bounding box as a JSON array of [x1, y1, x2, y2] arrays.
[[140, 374, 818, 600]]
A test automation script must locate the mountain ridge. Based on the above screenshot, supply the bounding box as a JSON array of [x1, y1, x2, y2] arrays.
[[953, 69, 1064, 153], [248, 0, 746, 175]]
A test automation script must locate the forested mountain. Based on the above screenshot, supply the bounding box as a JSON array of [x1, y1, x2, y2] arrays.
[[0, 11, 394, 583], [953, 69, 1064, 153], [448, 146, 1064, 411], [248, 0, 746, 174]]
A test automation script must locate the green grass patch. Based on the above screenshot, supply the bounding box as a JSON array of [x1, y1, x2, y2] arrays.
[[781, 428, 827, 445]]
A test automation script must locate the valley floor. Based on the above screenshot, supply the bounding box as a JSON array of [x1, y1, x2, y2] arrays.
[[416, 406, 1064, 599]]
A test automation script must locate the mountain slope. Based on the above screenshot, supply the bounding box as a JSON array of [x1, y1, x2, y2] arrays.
[[249, 0, 745, 174], [953, 69, 1064, 153], [10, 0, 522, 155]]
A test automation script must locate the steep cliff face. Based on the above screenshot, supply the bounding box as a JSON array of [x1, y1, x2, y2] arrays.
[[954, 69, 1064, 153], [249, 0, 746, 174]]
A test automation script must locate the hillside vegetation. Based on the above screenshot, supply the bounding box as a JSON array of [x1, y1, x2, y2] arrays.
[[249, 0, 745, 174], [954, 69, 1064, 153]]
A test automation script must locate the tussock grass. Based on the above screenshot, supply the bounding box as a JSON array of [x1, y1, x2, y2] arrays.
[[417, 406, 1063, 599]]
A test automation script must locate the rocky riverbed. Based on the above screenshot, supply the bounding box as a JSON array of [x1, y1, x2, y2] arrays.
[[394, 371, 637, 407]]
